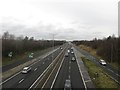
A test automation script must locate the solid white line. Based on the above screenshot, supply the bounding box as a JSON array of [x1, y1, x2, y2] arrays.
[[116, 73, 120, 77], [41, 58, 60, 89], [50, 57, 65, 89], [34, 68, 37, 71], [18, 79, 24, 83], [108, 69, 114, 73], [42, 50, 66, 89], [105, 73, 120, 84], [75, 53, 87, 90], [28, 61, 52, 90]]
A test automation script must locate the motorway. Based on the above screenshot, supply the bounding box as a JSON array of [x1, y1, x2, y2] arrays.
[[1, 44, 88, 89], [52, 49, 85, 89], [35, 47, 85, 89], [1, 43, 119, 89]]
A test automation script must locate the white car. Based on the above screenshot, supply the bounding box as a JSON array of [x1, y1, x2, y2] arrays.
[[21, 67, 31, 74], [67, 50, 70, 53], [99, 59, 106, 66]]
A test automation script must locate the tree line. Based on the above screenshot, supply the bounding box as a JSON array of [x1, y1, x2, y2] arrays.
[[73, 35, 120, 64], [2, 31, 65, 58]]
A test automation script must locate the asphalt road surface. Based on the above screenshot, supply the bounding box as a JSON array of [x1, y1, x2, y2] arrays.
[[52, 51, 85, 89]]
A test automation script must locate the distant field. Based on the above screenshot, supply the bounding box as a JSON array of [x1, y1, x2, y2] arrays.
[[81, 57, 120, 88]]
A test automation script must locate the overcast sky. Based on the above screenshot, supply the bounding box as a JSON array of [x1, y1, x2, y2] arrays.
[[0, 0, 119, 40]]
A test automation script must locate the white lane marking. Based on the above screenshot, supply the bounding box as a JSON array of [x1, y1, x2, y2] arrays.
[[75, 53, 87, 89], [34, 68, 37, 71], [115, 73, 120, 77], [85, 80, 91, 83], [105, 73, 120, 84], [50, 57, 65, 89], [69, 66, 71, 70], [108, 69, 114, 73], [69, 61, 71, 64], [43, 62, 45, 64], [0, 72, 21, 85], [1, 47, 60, 85], [28, 47, 65, 89], [19, 79, 24, 83], [68, 75, 70, 79], [69, 69, 70, 73]]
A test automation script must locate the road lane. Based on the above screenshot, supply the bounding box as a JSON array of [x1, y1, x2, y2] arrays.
[[70, 53, 85, 88], [53, 54, 70, 88], [53, 50, 85, 89]]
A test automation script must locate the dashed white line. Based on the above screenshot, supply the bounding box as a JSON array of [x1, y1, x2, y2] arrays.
[[0, 72, 21, 85], [69, 66, 71, 70], [43, 62, 45, 64], [34, 68, 37, 71], [68, 75, 70, 79], [19, 79, 24, 83], [69, 61, 71, 64]]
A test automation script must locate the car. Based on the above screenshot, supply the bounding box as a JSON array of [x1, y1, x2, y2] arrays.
[[67, 50, 70, 53], [71, 51, 73, 53], [60, 47, 63, 50], [99, 59, 106, 66], [71, 57, 75, 61], [21, 67, 31, 74], [64, 79, 71, 89], [65, 53, 68, 57]]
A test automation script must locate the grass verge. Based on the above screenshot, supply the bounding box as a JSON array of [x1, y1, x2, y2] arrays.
[[2, 46, 58, 66], [79, 45, 120, 71], [81, 57, 120, 88]]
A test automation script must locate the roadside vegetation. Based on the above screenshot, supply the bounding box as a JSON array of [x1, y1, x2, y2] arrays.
[[81, 57, 120, 88], [2, 31, 65, 66], [73, 35, 120, 70]]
